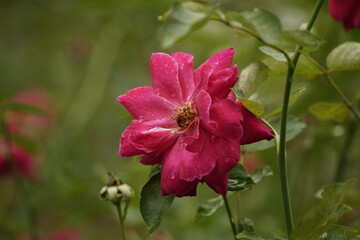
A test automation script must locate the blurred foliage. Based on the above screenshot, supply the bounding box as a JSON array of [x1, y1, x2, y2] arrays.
[[0, 0, 360, 239]]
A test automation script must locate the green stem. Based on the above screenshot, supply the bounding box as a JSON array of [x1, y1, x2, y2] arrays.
[[115, 204, 126, 240], [214, 18, 293, 66], [278, 0, 325, 236], [1, 112, 39, 240], [325, 75, 360, 123], [335, 109, 359, 182], [223, 195, 237, 239], [304, 54, 360, 123]]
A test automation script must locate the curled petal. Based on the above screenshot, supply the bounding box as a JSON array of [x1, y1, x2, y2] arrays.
[[117, 86, 176, 120], [209, 99, 243, 139], [172, 52, 195, 102], [119, 119, 177, 157], [150, 53, 182, 105], [196, 48, 235, 73], [237, 102, 274, 145], [203, 168, 229, 196], [207, 66, 239, 100]]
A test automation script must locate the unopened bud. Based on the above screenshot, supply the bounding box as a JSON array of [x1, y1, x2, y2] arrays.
[[99, 173, 134, 204]]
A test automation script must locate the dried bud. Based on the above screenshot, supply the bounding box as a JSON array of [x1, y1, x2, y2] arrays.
[[99, 173, 134, 204]]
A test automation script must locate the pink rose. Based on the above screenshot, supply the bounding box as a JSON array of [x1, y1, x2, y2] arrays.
[[5, 88, 54, 137], [0, 139, 36, 179], [329, 0, 360, 30], [118, 48, 273, 197]]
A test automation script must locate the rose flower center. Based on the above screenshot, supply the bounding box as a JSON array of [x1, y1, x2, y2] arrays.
[[172, 103, 197, 130]]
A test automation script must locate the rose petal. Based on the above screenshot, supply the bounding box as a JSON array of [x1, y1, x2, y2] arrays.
[[11, 145, 36, 178], [196, 90, 216, 130], [0, 141, 35, 179], [172, 53, 195, 102], [161, 168, 199, 197], [237, 102, 274, 145], [150, 53, 182, 105], [207, 66, 239, 100], [163, 132, 216, 182], [208, 99, 243, 139], [329, 0, 360, 30], [193, 63, 214, 96], [203, 168, 229, 196], [139, 152, 164, 165], [197, 48, 235, 72], [119, 118, 177, 157], [211, 137, 240, 173], [117, 86, 176, 120]]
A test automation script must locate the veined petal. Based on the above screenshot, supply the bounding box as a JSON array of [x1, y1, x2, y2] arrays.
[[119, 118, 177, 157], [203, 168, 229, 196], [237, 102, 274, 145], [208, 99, 243, 139], [172, 53, 195, 102], [207, 66, 239, 100], [196, 48, 235, 74], [211, 137, 240, 173], [163, 131, 216, 182], [117, 86, 176, 120], [150, 53, 182, 105]]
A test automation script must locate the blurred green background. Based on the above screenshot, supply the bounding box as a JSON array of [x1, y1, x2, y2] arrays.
[[1, 0, 359, 239]]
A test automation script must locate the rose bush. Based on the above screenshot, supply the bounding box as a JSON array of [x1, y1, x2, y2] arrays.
[[118, 48, 273, 197]]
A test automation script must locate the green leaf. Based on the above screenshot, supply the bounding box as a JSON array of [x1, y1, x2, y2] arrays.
[[309, 102, 349, 123], [244, 116, 306, 152], [267, 87, 306, 118], [320, 225, 358, 240], [353, 88, 360, 101], [236, 232, 266, 240], [140, 173, 174, 234], [261, 50, 321, 80], [238, 217, 255, 233], [228, 164, 256, 191], [292, 181, 355, 240], [283, 30, 325, 51], [250, 166, 273, 183], [226, 9, 282, 44], [237, 62, 269, 98], [149, 165, 161, 178], [1, 102, 44, 115], [159, 1, 214, 49], [194, 195, 223, 222], [236, 232, 286, 240], [239, 99, 265, 117], [327, 42, 360, 72], [259, 46, 291, 62]]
